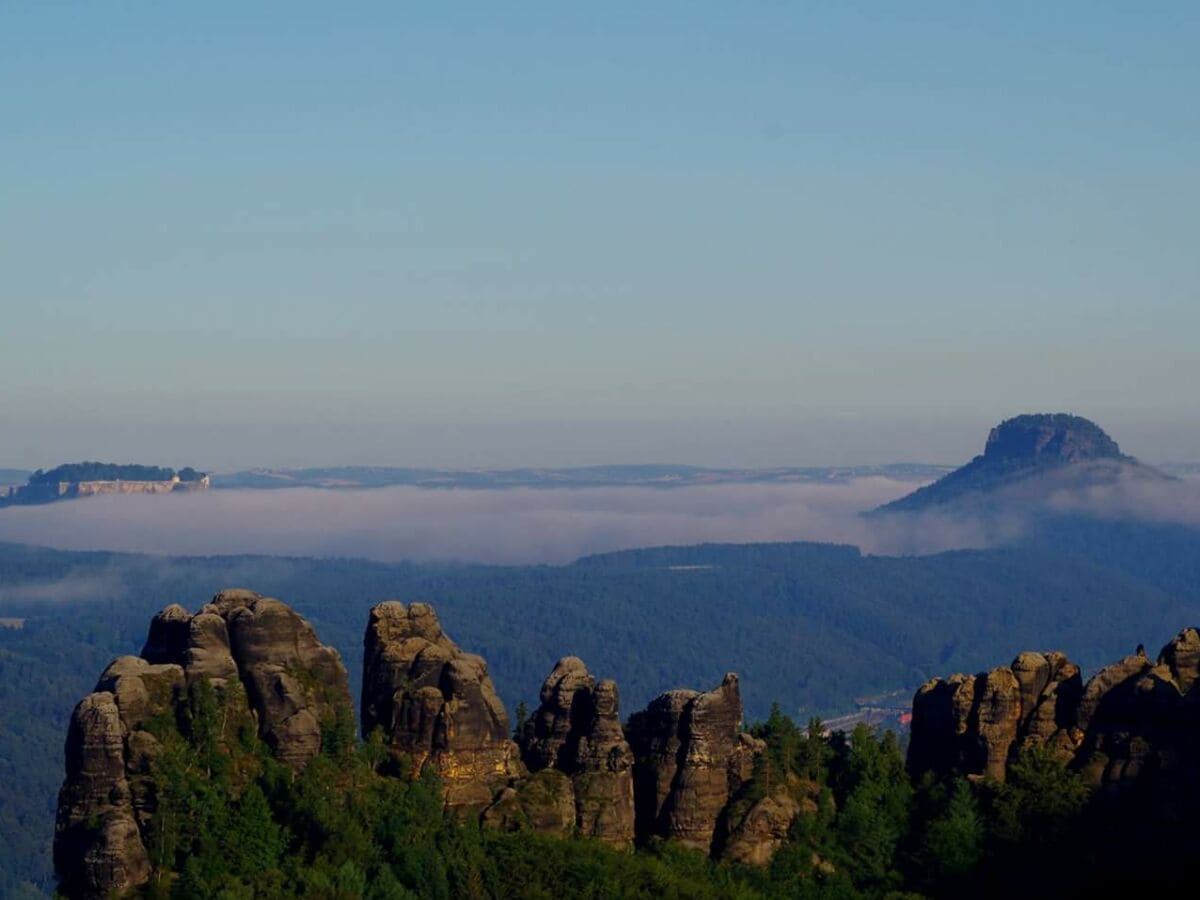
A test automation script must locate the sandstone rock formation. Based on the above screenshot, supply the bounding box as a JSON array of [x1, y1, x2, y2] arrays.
[[512, 656, 636, 846], [909, 651, 1083, 781], [59, 593, 813, 897], [719, 783, 816, 868], [54, 691, 155, 899], [361, 601, 524, 810], [909, 630, 1200, 807], [55, 590, 351, 899], [1072, 633, 1200, 802], [627, 673, 763, 853]]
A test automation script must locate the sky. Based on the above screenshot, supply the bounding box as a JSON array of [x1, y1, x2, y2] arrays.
[[2, 2, 1198, 470]]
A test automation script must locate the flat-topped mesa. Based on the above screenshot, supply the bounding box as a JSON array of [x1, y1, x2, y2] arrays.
[[361, 601, 524, 810], [627, 673, 763, 854], [909, 630, 1200, 808], [876, 413, 1167, 514], [55, 590, 351, 899], [498, 657, 635, 846], [981, 413, 1125, 465]]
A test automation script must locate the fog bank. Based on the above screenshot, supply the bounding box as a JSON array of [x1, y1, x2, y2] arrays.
[[3, 474, 1194, 566], [0, 480, 926, 564]]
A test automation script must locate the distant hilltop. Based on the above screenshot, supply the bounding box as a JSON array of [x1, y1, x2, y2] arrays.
[[0, 461, 208, 507], [876, 413, 1170, 514]]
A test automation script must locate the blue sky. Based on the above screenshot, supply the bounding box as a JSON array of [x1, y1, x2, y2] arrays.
[[2, 3, 1197, 468]]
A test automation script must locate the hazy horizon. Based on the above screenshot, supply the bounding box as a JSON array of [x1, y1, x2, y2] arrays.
[[3, 409, 1199, 473]]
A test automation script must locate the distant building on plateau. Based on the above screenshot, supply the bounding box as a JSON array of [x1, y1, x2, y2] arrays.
[[1, 465, 209, 506]]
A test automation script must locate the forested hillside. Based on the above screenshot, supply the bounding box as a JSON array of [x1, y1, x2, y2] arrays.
[[4, 518, 1200, 894]]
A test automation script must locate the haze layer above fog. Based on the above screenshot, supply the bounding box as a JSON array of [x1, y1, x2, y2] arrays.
[[2, 473, 1198, 565]]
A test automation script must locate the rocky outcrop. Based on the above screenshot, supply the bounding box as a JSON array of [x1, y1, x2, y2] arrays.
[[909, 651, 1083, 782], [720, 781, 817, 868], [513, 657, 636, 846], [54, 692, 154, 899], [361, 601, 524, 810], [59, 593, 805, 896], [909, 630, 1200, 808], [572, 678, 637, 845], [55, 590, 351, 899], [627, 674, 763, 853], [1072, 634, 1200, 802], [521, 656, 596, 771]]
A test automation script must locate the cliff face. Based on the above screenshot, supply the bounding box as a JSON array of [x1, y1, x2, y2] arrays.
[[909, 651, 1083, 781], [909, 629, 1200, 809], [360, 601, 525, 810], [501, 656, 636, 846], [626, 674, 765, 853], [54, 590, 352, 899]]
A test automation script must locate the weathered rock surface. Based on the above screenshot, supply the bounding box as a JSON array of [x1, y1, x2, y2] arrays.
[[910, 630, 1200, 809], [54, 692, 153, 900], [361, 601, 524, 810], [627, 673, 762, 854], [720, 783, 815, 868], [516, 657, 636, 846], [55, 590, 351, 898], [58, 593, 824, 893], [522, 656, 595, 771], [909, 651, 1083, 781]]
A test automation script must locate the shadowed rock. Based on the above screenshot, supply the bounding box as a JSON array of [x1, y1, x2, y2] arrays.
[[910, 630, 1200, 814], [139, 604, 190, 665], [627, 673, 760, 854], [54, 693, 151, 900], [515, 658, 635, 846]]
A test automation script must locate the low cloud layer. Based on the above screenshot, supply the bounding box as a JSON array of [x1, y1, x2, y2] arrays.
[[1, 475, 1195, 566], [0, 570, 126, 604], [1045, 475, 1200, 526], [0, 480, 916, 564]]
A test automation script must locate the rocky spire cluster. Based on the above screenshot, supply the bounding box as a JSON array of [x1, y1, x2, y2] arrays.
[[55, 590, 352, 898], [908, 628, 1200, 809], [57, 593, 796, 897]]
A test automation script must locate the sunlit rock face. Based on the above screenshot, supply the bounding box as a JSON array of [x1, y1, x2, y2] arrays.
[[55, 590, 351, 899], [910, 652, 1085, 782], [910, 629, 1200, 815], [361, 600, 524, 810]]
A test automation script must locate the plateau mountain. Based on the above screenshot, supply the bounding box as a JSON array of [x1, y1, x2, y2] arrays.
[[876, 413, 1171, 514]]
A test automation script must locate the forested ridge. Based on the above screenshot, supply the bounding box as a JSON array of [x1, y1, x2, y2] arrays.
[[4, 516, 1200, 894]]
